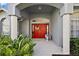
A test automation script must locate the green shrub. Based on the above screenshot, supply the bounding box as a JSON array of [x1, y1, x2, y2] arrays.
[[0, 34, 36, 56], [0, 35, 13, 45], [70, 37, 79, 55]]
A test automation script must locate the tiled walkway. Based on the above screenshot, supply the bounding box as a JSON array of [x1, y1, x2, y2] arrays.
[[33, 39, 63, 56]]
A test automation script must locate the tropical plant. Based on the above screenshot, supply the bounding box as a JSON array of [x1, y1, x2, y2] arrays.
[[0, 34, 36, 56], [70, 37, 79, 55]]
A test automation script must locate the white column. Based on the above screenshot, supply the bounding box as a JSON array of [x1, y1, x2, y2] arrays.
[[63, 14, 70, 54], [10, 15, 18, 40]]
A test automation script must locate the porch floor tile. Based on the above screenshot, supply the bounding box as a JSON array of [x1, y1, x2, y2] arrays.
[[33, 39, 63, 56]]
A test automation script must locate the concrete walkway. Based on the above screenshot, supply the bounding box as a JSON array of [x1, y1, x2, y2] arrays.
[[33, 39, 62, 56]]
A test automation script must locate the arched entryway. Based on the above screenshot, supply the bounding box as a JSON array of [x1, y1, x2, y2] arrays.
[[16, 4, 62, 42], [15, 4, 63, 46], [0, 10, 10, 35], [32, 18, 49, 39], [8, 3, 73, 55], [15, 3, 64, 55]]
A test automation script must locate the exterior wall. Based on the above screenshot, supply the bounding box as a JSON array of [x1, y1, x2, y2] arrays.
[[0, 12, 7, 21], [0, 3, 73, 54], [30, 13, 52, 38], [70, 7, 79, 38], [19, 12, 52, 37], [0, 12, 4, 33], [19, 5, 63, 47], [10, 15, 18, 39], [19, 11, 30, 36], [2, 17, 10, 35], [0, 12, 10, 34], [19, 19, 30, 36], [51, 9, 62, 47], [60, 4, 73, 54], [15, 3, 63, 10], [19, 9, 62, 47], [0, 21, 2, 33]]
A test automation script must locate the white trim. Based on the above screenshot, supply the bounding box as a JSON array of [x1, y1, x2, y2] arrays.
[[32, 22, 49, 24]]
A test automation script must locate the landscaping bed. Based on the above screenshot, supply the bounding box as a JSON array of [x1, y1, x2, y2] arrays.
[[0, 34, 36, 56], [70, 37, 79, 56]]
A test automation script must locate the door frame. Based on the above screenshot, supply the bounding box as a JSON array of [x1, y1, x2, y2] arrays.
[[31, 23, 49, 39]]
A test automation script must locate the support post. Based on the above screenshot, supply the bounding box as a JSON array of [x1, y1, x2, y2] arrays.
[[10, 15, 18, 40], [62, 14, 70, 54]]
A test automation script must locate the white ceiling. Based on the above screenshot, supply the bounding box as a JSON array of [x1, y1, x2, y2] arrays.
[[21, 4, 56, 13], [16, 3, 63, 10]]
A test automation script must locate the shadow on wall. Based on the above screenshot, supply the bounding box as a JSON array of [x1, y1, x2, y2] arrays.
[[0, 21, 2, 33]]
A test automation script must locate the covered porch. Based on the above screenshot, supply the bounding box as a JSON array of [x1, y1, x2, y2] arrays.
[[33, 39, 62, 56], [17, 3, 63, 47], [7, 3, 73, 55], [15, 4, 63, 56]]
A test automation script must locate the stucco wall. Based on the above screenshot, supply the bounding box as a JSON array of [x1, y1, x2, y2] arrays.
[[19, 8, 62, 47], [19, 11, 30, 36], [19, 12, 52, 37], [30, 13, 52, 37], [0, 12, 9, 33], [51, 9, 62, 47], [0, 12, 6, 21], [0, 21, 2, 33], [19, 9, 62, 47]]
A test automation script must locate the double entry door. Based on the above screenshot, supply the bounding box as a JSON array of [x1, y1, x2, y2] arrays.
[[32, 24, 48, 38]]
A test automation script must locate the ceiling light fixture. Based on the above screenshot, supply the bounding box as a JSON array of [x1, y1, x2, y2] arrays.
[[38, 6, 42, 10]]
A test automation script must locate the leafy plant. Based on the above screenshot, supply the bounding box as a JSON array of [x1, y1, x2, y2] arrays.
[[0, 34, 36, 56], [0, 35, 13, 45], [70, 37, 79, 55]]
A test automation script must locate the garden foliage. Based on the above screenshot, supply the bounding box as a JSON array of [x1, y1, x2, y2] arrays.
[[70, 38, 79, 55], [0, 34, 36, 56]]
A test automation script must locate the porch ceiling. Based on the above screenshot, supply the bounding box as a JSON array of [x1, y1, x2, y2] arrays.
[[21, 4, 56, 13], [16, 3, 64, 10]]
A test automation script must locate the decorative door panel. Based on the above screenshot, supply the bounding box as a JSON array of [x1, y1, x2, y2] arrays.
[[32, 24, 48, 38]]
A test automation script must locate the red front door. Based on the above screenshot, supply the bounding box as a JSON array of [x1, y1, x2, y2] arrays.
[[32, 24, 48, 38]]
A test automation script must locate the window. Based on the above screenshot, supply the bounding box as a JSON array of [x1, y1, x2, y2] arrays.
[[1, 17, 10, 35], [71, 16, 79, 38]]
